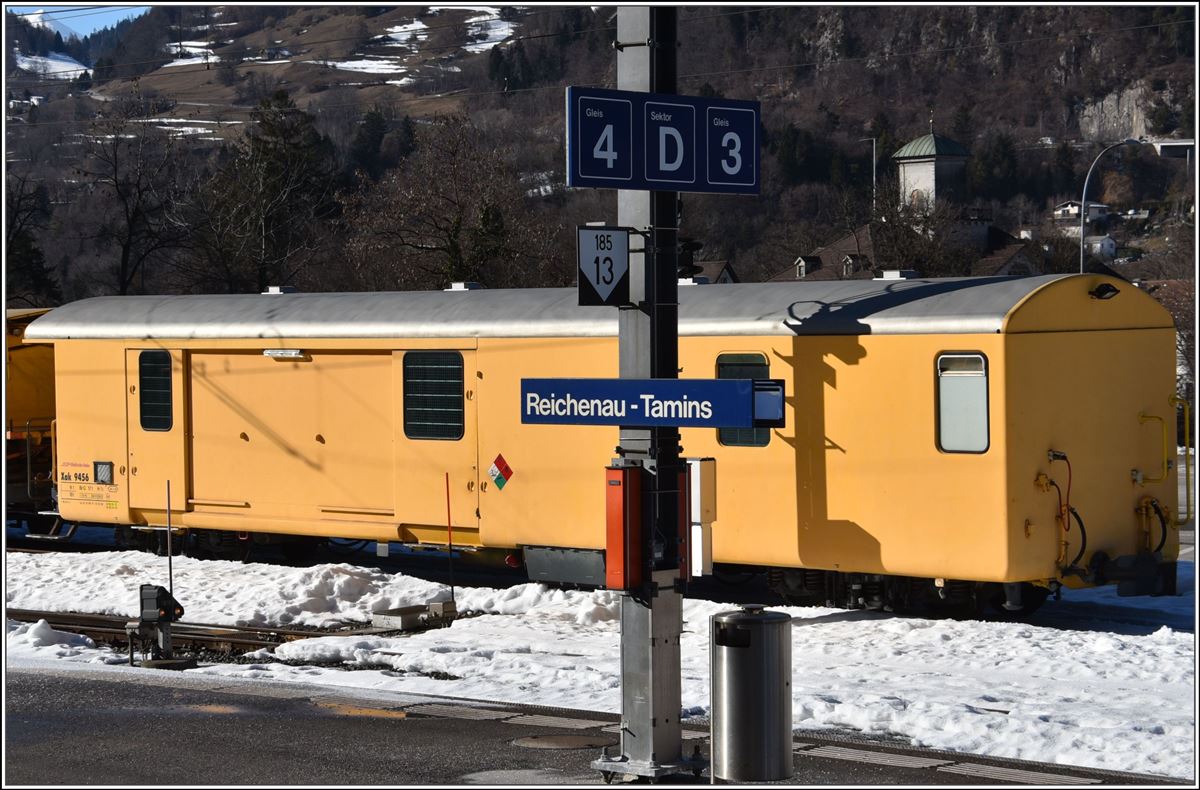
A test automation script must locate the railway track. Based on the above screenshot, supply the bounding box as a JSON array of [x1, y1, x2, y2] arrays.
[[6, 608, 396, 655]]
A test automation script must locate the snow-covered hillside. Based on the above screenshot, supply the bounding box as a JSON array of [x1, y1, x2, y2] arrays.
[[13, 51, 87, 79]]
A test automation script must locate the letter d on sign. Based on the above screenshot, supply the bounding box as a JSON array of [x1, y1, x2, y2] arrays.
[[659, 126, 684, 172]]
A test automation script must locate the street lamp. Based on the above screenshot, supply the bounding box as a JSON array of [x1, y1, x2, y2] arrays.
[[858, 136, 877, 218], [1080, 138, 1141, 273]]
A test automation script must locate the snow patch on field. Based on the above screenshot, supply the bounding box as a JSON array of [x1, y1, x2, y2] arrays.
[[307, 58, 408, 74], [14, 51, 86, 79], [382, 19, 429, 49], [162, 56, 213, 69], [462, 12, 516, 52]]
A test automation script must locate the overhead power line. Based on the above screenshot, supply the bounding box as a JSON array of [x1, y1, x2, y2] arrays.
[[5, 6, 138, 25]]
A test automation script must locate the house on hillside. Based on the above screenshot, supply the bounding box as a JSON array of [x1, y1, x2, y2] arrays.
[[1054, 200, 1109, 222], [769, 129, 1042, 282], [771, 226, 880, 282], [1053, 200, 1110, 238], [695, 260, 739, 284], [1084, 235, 1117, 260]]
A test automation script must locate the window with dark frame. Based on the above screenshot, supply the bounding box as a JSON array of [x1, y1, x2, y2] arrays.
[[717, 352, 770, 447], [404, 351, 465, 440], [138, 350, 173, 431]]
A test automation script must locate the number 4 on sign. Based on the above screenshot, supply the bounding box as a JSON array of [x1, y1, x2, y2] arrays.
[[593, 124, 617, 169]]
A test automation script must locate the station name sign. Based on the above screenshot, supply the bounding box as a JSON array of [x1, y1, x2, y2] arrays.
[[521, 378, 784, 429], [565, 86, 760, 195]]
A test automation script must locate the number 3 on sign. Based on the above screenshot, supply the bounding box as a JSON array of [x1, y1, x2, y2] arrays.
[[594, 255, 614, 285], [721, 132, 742, 175], [593, 124, 617, 169]]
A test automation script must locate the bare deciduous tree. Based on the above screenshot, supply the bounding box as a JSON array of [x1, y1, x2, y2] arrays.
[[76, 102, 184, 294], [342, 114, 559, 291], [174, 91, 339, 293]]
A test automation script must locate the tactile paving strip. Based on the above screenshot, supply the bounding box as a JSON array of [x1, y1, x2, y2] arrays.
[[310, 694, 410, 710], [798, 745, 953, 769], [938, 762, 1102, 784], [504, 714, 610, 730], [404, 703, 516, 720], [215, 684, 314, 698]]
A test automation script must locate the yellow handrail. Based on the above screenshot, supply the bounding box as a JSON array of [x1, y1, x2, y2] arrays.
[[1171, 396, 1193, 525], [1138, 412, 1170, 484]]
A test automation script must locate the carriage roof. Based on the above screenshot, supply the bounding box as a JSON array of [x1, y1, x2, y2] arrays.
[[23, 274, 1163, 340]]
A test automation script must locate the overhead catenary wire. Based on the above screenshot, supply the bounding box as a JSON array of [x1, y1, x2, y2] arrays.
[[6, 6, 129, 22]]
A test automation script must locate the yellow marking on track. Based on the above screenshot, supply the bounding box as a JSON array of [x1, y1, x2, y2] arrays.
[[189, 704, 243, 714], [315, 702, 408, 720]]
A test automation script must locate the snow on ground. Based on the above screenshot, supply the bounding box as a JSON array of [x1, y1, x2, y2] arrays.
[[168, 40, 216, 56], [14, 51, 86, 79], [128, 119, 242, 137], [306, 58, 408, 74], [427, 5, 506, 13], [161, 56, 214, 69], [462, 12, 516, 53], [382, 19, 429, 49], [4, 550, 1195, 780]]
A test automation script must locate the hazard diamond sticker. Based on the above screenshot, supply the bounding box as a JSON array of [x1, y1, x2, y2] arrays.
[[488, 454, 514, 490]]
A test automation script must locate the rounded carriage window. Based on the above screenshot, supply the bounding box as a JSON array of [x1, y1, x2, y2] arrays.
[[935, 353, 988, 453]]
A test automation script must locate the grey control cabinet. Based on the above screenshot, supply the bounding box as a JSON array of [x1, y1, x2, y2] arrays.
[[710, 604, 793, 781]]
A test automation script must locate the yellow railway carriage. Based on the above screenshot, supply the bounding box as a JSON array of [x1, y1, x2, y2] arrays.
[[6, 308, 57, 522], [23, 274, 1181, 609]]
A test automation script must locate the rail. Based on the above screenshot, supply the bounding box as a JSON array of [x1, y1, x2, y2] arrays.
[[5, 608, 397, 654]]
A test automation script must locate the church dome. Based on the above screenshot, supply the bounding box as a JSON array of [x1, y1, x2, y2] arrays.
[[892, 133, 970, 159]]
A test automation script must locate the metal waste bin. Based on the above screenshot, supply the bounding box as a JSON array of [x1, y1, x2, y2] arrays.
[[710, 604, 792, 782]]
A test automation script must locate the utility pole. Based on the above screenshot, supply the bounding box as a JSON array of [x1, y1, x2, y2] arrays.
[[593, 5, 690, 781], [859, 136, 877, 218]]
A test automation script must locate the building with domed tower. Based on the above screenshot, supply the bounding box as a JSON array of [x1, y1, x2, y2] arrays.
[[769, 127, 1040, 282], [893, 131, 970, 212]]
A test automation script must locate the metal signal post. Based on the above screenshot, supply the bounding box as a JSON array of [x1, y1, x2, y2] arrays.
[[592, 6, 697, 782]]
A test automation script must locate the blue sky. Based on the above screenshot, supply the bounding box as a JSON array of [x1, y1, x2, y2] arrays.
[[7, 5, 150, 37]]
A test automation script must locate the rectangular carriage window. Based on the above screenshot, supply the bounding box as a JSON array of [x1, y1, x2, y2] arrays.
[[138, 350, 173, 432], [717, 352, 770, 447], [936, 353, 989, 453], [404, 351, 465, 440]]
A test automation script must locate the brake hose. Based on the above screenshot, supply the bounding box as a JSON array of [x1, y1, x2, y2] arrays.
[[1149, 500, 1169, 554], [1068, 507, 1088, 570]]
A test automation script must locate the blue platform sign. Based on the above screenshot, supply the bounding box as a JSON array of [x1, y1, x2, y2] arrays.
[[566, 87, 759, 195], [521, 378, 784, 429]]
